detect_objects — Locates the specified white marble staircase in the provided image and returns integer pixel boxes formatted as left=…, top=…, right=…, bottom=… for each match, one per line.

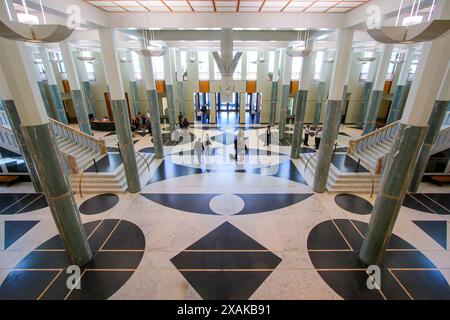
left=300, top=153, right=381, bottom=194
left=56, top=136, right=105, bottom=173
left=71, top=152, right=155, bottom=194
left=351, top=138, right=395, bottom=173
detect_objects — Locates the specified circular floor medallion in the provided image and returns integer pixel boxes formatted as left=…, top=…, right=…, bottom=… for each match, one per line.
left=209, top=194, right=245, bottom=216
left=79, top=194, right=120, bottom=215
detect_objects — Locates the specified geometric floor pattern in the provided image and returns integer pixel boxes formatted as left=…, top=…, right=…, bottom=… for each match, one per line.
left=308, top=219, right=450, bottom=300
left=170, top=222, right=282, bottom=300
left=413, top=220, right=448, bottom=250
left=140, top=193, right=313, bottom=215
left=3, top=220, right=39, bottom=250
left=0, top=193, right=48, bottom=215
left=0, top=219, right=145, bottom=300
left=403, top=193, right=450, bottom=215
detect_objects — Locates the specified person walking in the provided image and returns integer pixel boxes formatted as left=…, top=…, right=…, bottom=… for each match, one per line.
left=264, top=126, right=271, bottom=146
left=315, top=127, right=323, bottom=149
left=304, top=125, right=311, bottom=146
left=194, top=138, right=204, bottom=164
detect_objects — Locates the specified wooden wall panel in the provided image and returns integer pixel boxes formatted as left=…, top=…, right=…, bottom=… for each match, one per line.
left=199, top=81, right=210, bottom=93
left=290, top=80, right=299, bottom=94
left=62, top=80, right=71, bottom=93
left=156, top=80, right=166, bottom=93
left=384, top=81, right=393, bottom=93
left=104, top=92, right=113, bottom=121
left=246, top=80, right=257, bottom=93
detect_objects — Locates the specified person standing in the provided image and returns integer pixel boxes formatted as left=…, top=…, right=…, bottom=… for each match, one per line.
left=178, top=112, right=184, bottom=127
left=304, top=125, right=311, bottom=146
left=194, top=138, right=204, bottom=164
left=204, top=133, right=212, bottom=156
left=264, top=126, right=271, bottom=146
left=145, top=112, right=152, bottom=135
left=250, top=108, right=256, bottom=123
left=315, top=127, right=323, bottom=149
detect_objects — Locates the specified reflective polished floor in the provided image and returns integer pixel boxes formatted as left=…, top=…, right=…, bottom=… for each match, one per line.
left=0, top=123, right=449, bottom=300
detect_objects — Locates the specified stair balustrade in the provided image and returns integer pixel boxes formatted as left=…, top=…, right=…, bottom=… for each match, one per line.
left=348, top=121, right=400, bottom=174
left=49, top=118, right=107, bottom=174
left=0, top=124, right=20, bottom=155
left=431, top=126, right=450, bottom=155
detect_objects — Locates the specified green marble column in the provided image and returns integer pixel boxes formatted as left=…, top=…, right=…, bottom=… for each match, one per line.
left=278, top=84, right=290, bottom=139
left=22, top=122, right=92, bottom=266
left=313, top=100, right=341, bottom=193
left=147, top=90, right=164, bottom=159
left=129, top=81, right=139, bottom=116
left=398, top=81, right=412, bottom=121
left=37, top=81, right=52, bottom=118
left=362, top=90, right=383, bottom=134
left=71, top=90, right=92, bottom=135
left=291, top=90, right=308, bottom=159
left=48, top=84, right=68, bottom=124
left=82, top=81, right=96, bottom=118
left=3, top=99, right=42, bottom=192
left=111, top=99, right=141, bottom=193
left=356, top=81, right=373, bottom=128
left=313, top=82, right=325, bottom=126
left=409, top=100, right=449, bottom=192
left=177, top=81, right=185, bottom=115
left=335, top=85, right=348, bottom=137
left=359, top=123, right=427, bottom=265
left=165, top=84, right=176, bottom=131
left=269, top=82, right=278, bottom=127
left=386, top=85, right=406, bottom=124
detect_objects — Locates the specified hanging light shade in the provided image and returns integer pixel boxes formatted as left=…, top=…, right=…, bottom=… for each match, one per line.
left=391, top=58, right=405, bottom=64
left=368, top=20, right=450, bottom=44
left=367, top=0, right=450, bottom=44
left=140, top=41, right=168, bottom=57
left=287, top=47, right=312, bottom=57
left=76, top=54, right=95, bottom=62
left=119, top=55, right=131, bottom=63
left=358, top=56, right=376, bottom=63
left=0, top=19, right=74, bottom=43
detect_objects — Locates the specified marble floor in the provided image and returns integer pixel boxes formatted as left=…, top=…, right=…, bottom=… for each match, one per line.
left=0, top=123, right=449, bottom=300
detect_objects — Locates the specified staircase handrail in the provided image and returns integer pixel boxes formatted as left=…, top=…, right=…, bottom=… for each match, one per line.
left=348, top=121, right=400, bottom=156
left=0, top=124, right=20, bottom=154
left=49, top=118, right=107, bottom=155
left=431, top=126, right=450, bottom=155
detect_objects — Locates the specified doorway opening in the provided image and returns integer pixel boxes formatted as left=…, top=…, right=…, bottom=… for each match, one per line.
left=194, top=92, right=210, bottom=123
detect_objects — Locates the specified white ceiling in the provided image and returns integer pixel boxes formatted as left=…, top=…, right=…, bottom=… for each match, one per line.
left=85, top=0, right=370, bottom=13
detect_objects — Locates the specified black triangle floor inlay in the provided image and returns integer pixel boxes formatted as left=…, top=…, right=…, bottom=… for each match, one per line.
left=413, top=220, right=448, bottom=250
left=170, top=222, right=282, bottom=300
left=4, top=220, right=39, bottom=250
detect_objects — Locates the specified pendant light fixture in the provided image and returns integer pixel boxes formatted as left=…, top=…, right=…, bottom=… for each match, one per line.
left=367, top=0, right=450, bottom=44
left=139, top=2, right=167, bottom=57
left=0, top=0, right=74, bottom=43
left=287, top=4, right=312, bottom=57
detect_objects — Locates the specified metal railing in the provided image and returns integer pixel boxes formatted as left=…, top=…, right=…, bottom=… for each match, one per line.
left=304, top=151, right=319, bottom=172
left=135, top=151, right=151, bottom=173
